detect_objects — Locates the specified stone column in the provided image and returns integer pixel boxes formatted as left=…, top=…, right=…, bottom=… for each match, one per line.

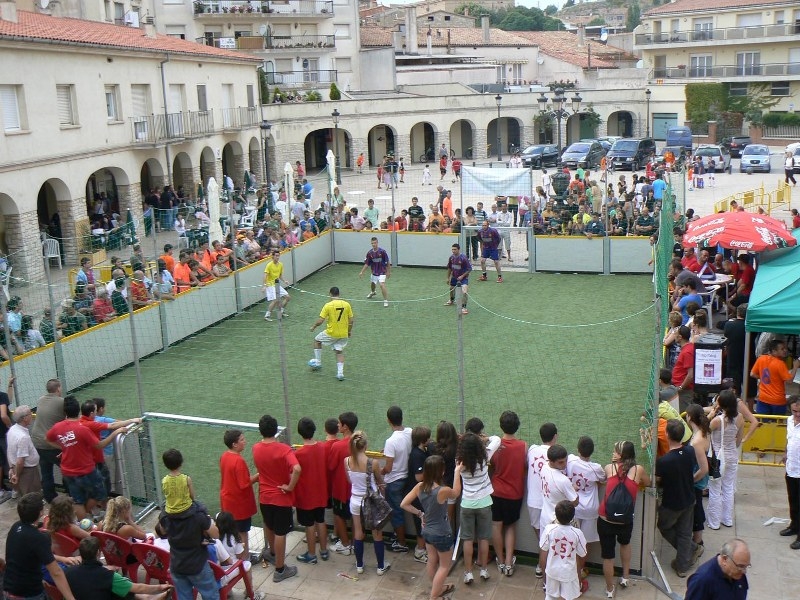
left=5, top=210, right=45, bottom=282
left=58, top=196, right=90, bottom=267
left=394, top=134, right=411, bottom=166
left=438, top=131, right=451, bottom=158
left=117, top=184, right=143, bottom=236
left=201, top=158, right=218, bottom=188
left=179, top=167, right=196, bottom=199
left=232, top=154, right=245, bottom=188
left=249, top=148, right=263, bottom=183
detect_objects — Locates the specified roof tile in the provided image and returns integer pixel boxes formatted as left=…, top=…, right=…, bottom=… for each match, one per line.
left=513, top=31, right=632, bottom=68
left=360, top=24, right=536, bottom=48
left=0, top=11, right=259, bottom=61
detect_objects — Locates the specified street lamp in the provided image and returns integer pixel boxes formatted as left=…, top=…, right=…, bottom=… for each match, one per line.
left=331, top=108, right=341, bottom=185
left=260, top=119, right=271, bottom=188
left=537, top=87, right=582, bottom=152
left=645, top=88, right=652, bottom=138
left=495, top=94, right=502, bottom=162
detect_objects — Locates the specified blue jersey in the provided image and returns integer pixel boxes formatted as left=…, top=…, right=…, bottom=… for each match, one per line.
left=477, top=227, right=501, bottom=250
left=365, top=247, right=390, bottom=276
left=447, top=254, right=472, bottom=276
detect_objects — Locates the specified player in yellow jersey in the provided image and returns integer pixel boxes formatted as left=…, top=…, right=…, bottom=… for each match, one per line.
left=263, top=250, right=290, bottom=321
left=309, top=287, right=353, bottom=381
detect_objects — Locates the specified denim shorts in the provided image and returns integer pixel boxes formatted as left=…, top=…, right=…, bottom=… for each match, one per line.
left=423, top=531, right=454, bottom=553
left=385, top=479, right=408, bottom=528
left=63, top=468, right=107, bottom=505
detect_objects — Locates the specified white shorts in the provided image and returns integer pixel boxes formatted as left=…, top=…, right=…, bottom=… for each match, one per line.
left=315, top=331, right=348, bottom=351
left=545, top=578, right=581, bottom=600
left=528, top=506, right=542, bottom=530
left=350, top=495, right=363, bottom=516
left=576, top=517, right=599, bottom=544
left=265, top=285, right=288, bottom=302
left=370, top=274, right=387, bottom=285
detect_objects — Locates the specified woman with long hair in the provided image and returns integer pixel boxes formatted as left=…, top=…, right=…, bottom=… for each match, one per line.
left=215, top=511, right=261, bottom=598
left=102, top=496, right=147, bottom=542
left=435, top=421, right=459, bottom=529
left=456, top=432, right=493, bottom=585
left=598, top=441, right=651, bottom=598
left=685, top=404, right=711, bottom=545
left=345, top=431, right=390, bottom=575
left=47, top=495, right=89, bottom=555
left=707, top=389, right=744, bottom=529
left=402, top=455, right=463, bottom=600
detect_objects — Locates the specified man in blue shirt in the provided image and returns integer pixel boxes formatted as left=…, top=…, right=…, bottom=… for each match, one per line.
left=652, top=174, right=667, bottom=203
left=445, top=243, right=472, bottom=314
left=674, top=278, right=703, bottom=325
left=685, top=539, right=750, bottom=600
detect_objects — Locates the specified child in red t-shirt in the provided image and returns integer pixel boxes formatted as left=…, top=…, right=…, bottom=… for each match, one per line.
left=294, top=418, right=330, bottom=563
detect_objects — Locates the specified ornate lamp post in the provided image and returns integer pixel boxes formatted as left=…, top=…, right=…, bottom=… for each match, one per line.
left=645, top=88, right=652, bottom=137
left=537, top=87, right=582, bottom=152
left=331, top=108, right=341, bottom=185
left=260, top=119, right=271, bottom=186
left=495, top=94, right=502, bottom=162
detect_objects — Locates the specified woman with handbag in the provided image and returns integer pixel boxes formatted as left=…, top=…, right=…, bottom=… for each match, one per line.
left=345, top=431, right=391, bottom=576
left=685, top=405, right=710, bottom=546
left=707, top=390, right=744, bottom=530
left=401, top=455, right=463, bottom=599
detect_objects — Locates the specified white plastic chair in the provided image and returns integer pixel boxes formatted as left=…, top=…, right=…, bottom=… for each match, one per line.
left=1, top=266, right=11, bottom=301
left=42, top=238, right=62, bottom=269
left=239, top=207, right=256, bottom=228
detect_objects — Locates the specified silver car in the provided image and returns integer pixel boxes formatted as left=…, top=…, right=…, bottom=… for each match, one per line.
left=739, top=144, right=771, bottom=173
left=695, top=145, right=731, bottom=173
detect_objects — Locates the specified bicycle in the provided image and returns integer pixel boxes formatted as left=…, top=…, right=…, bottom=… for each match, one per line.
left=418, top=148, right=435, bottom=162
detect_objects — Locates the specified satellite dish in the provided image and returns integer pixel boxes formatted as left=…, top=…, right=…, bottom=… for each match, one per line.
left=259, top=24, right=267, bottom=35
left=600, top=28, right=608, bottom=42
left=636, top=59, right=644, bottom=69
left=536, top=57, right=545, bottom=64
left=40, top=0, right=50, bottom=9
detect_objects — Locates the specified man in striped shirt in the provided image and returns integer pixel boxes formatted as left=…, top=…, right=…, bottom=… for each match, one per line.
left=359, top=238, right=391, bottom=308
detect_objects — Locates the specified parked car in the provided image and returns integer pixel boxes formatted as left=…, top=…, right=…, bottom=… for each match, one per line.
left=722, top=135, right=752, bottom=158
left=666, top=126, right=693, bottom=152
left=560, top=141, right=606, bottom=169
left=520, top=144, right=560, bottom=168
left=738, top=144, right=771, bottom=173
left=695, top=144, right=732, bottom=173
left=786, top=141, right=800, bottom=154
left=607, top=138, right=657, bottom=171
left=655, top=146, right=688, bottom=171
left=792, top=146, right=800, bottom=175
left=582, top=138, right=613, bottom=152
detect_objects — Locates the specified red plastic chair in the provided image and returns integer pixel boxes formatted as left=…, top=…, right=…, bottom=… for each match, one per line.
left=43, top=580, right=64, bottom=600
left=90, top=530, right=140, bottom=581
left=50, top=531, right=80, bottom=557
left=209, top=559, right=254, bottom=600
left=131, top=542, right=173, bottom=585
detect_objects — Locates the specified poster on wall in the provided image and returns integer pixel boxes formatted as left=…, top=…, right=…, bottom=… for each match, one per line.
left=694, top=347, right=723, bottom=386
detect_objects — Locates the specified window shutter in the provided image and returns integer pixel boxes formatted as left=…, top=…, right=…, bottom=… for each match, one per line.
left=57, top=86, right=72, bottom=125
left=0, top=86, right=21, bottom=131
left=131, top=85, right=148, bottom=117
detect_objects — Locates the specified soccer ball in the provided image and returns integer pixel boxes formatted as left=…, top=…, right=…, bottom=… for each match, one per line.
left=308, top=359, right=321, bottom=371
left=79, top=518, right=93, bottom=531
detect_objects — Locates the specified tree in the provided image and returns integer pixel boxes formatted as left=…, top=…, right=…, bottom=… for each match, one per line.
left=544, top=4, right=558, bottom=15
left=588, top=16, right=606, bottom=26
left=564, top=0, right=575, bottom=7
left=626, top=2, right=640, bottom=30
left=329, top=82, right=341, bottom=101
left=726, top=82, right=781, bottom=125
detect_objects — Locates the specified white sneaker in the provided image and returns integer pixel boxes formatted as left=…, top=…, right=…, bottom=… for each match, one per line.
left=479, top=567, right=490, bottom=581
left=535, top=565, right=543, bottom=578
left=377, top=564, right=391, bottom=576
left=356, top=565, right=364, bottom=574
left=414, top=548, right=428, bottom=563
left=332, top=540, right=351, bottom=556
left=463, top=572, right=474, bottom=585
left=367, top=291, right=376, bottom=299
left=384, top=301, right=389, bottom=307
left=506, top=555, right=516, bottom=576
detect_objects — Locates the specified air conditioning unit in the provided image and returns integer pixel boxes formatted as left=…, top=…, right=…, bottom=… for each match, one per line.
left=142, top=15, right=154, bottom=25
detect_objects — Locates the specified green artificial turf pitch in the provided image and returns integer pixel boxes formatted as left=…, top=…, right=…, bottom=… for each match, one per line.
left=78, top=265, right=656, bottom=515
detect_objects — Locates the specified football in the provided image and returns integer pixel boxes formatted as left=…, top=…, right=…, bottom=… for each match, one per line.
left=79, top=518, right=93, bottom=531
left=308, top=359, right=321, bottom=371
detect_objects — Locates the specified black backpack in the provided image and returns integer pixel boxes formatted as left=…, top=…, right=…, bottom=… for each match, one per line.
left=605, top=468, right=636, bottom=524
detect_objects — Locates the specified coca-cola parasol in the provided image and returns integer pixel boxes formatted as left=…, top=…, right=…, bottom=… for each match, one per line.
left=682, top=211, right=797, bottom=252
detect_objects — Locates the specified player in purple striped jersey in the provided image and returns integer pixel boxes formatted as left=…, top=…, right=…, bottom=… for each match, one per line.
left=359, top=237, right=391, bottom=307
left=477, top=220, right=503, bottom=283
left=445, top=243, right=472, bottom=315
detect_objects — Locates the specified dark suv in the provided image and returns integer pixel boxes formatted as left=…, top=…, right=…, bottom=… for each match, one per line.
left=607, top=138, right=656, bottom=171
left=723, top=135, right=752, bottom=158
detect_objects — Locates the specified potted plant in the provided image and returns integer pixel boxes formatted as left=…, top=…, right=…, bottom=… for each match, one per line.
left=193, top=1, right=204, bottom=14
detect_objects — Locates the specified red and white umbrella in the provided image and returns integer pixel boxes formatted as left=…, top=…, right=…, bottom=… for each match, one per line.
left=682, top=211, right=797, bottom=252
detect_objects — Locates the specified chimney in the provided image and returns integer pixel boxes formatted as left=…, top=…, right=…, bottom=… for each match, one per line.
left=577, top=24, right=585, bottom=46
left=406, top=6, right=418, bottom=54
left=481, top=14, right=490, bottom=43
left=0, top=0, right=18, bottom=23
left=141, top=14, right=156, bottom=39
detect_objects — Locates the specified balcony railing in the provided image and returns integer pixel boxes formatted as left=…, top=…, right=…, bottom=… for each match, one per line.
left=636, top=22, right=800, bottom=46
left=130, top=110, right=216, bottom=144
left=653, top=62, right=800, bottom=79
left=265, top=69, right=337, bottom=86
left=199, top=34, right=335, bottom=51
left=193, top=0, right=334, bottom=17
left=220, top=106, right=260, bottom=129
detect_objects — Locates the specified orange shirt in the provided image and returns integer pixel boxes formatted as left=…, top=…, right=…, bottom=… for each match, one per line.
left=173, top=262, right=192, bottom=293
left=159, top=253, right=175, bottom=275
left=442, top=196, right=453, bottom=219
left=200, top=249, right=214, bottom=272
left=751, top=354, right=792, bottom=405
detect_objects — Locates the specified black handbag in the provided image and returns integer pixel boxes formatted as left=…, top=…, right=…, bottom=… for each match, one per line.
left=707, top=416, right=724, bottom=480
left=360, top=458, right=392, bottom=531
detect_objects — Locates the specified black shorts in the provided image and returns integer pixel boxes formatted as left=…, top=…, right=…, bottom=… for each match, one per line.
left=597, top=517, right=634, bottom=560
left=490, top=496, right=523, bottom=526
left=332, top=498, right=351, bottom=520
left=235, top=517, right=252, bottom=533
left=731, top=294, right=749, bottom=307
left=260, top=504, right=293, bottom=536
left=297, top=507, right=326, bottom=527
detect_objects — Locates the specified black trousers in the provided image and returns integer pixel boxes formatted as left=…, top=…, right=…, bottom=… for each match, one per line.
left=787, top=474, right=800, bottom=533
